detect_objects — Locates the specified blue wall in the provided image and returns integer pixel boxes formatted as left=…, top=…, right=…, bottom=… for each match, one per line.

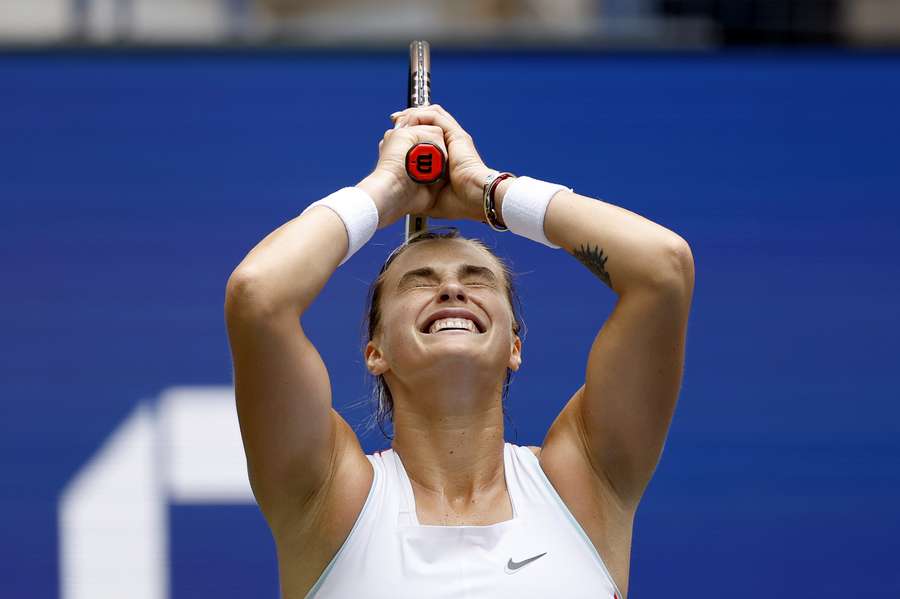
left=2, top=50, right=899, bottom=598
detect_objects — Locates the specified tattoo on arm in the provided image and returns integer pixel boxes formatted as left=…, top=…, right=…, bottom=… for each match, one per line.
left=573, top=244, right=613, bottom=289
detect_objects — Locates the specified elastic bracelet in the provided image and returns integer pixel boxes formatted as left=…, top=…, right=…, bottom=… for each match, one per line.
left=482, top=171, right=515, bottom=232
left=300, top=187, right=379, bottom=266
left=500, top=176, right=572, bottom=249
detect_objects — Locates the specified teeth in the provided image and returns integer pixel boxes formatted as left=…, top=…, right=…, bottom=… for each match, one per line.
left=428, top=317, right=477, bottom=334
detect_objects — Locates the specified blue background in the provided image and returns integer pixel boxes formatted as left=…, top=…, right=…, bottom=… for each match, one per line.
left=2, top=50, right=899, bottom=597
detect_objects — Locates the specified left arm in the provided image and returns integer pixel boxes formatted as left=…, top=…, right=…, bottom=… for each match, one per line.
left=496, top=182, right=695, bottom=506
left=391, top=104, right=694, bottom=506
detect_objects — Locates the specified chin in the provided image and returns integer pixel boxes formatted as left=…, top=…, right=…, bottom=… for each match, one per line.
left=422, top=344, right=505, bottom=373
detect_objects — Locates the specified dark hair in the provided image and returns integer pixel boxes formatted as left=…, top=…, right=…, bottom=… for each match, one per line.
left=361, top=227, right=525, bottom=441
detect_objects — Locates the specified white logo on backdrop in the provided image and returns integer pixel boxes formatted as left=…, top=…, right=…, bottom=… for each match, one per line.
left=58, top=386, right=254, bottom=599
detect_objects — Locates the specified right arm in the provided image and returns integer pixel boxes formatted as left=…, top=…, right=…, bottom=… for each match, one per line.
left=224, top=123, right=447, bottom=529
left=224, top=187, right=366, bottom=527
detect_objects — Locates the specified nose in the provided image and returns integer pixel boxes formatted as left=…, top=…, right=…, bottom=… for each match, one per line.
left=437, top=279, right=468, bottom=303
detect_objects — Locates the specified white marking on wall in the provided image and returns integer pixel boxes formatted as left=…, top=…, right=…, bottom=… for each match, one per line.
left=159, top=386, right=254, bottom=504
left=59, top=386, right=254, bottom=599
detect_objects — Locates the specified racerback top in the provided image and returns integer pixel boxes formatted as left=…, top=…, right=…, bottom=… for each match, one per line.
left=304, top=442, right=623, bottom=599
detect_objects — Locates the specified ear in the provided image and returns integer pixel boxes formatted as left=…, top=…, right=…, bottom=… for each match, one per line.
left=507, top=334, right=522, bottom=372
left=365, top=340, right=389, bottom=376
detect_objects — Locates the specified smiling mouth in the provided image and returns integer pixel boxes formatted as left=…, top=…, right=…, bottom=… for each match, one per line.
left=422, top=317, right=485, bottom=335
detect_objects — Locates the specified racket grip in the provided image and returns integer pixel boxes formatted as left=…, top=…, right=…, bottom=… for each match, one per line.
left=405, top=142, right=446, bottom=184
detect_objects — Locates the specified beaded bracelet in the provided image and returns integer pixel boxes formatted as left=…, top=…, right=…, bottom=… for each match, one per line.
left=482, top=171, right=515, bottom=232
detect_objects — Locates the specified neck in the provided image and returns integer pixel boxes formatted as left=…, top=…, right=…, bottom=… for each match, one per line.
left=387, top=368, right=508, bottom=507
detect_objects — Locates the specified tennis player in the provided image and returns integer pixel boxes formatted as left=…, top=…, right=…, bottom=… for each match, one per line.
left=225, top=104, right=694, bottom=599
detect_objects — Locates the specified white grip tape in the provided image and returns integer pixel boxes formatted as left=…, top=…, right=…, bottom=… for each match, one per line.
left=501, top=176, right=571, bottom=248
left=301, top=187, right=379, bottom=265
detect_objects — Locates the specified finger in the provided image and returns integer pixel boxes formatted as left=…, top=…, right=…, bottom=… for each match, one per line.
left=404, top=110, right=460, bottom=135
left=407, top=124, right=448, bottom=154
left=404, top=107, right=469, bottom=140
left=390, top=109, right=413, bottom=123
left=391, top=105, right=449, bottom=121
left=396, top=103, right=450, bottom=114
left=403, top=104, right=459, bottom=123
left=407, top=124, right=444, bottom=137
left=421, top=104, right=465, bottom=130
left=392, top=110, right=437, bottom=128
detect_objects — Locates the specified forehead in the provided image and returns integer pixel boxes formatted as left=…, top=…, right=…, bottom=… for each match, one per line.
left=384, top=238, right=502, bottom=284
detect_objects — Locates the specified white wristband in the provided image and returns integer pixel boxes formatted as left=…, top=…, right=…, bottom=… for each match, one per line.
left=301, top=187, right=379, bottom=266
left=501, top=176, right=572, bottom=248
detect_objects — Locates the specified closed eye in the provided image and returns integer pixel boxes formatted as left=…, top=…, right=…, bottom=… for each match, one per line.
left=397, top=265, right=500, bottom=290
left=463, top=276, right=498, bottom=287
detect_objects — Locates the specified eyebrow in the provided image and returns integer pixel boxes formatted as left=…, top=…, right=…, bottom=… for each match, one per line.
left=396, top=264, right=498, bottom=289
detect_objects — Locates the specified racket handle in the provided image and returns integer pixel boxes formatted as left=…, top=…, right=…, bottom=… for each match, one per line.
left=405, top=142, right=446, bottom=184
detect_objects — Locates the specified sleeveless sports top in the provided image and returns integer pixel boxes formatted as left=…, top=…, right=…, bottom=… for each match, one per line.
left=305, top=442, right=623, bottom=599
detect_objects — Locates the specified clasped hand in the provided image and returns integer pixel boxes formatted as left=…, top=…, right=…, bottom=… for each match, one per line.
left=365, top=104, right=493, bottom=228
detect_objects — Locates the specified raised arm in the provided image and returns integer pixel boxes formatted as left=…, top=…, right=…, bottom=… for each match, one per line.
left=504, top=185, right=694, bottom=507
left=224, top=122, right=447, bottom=528
left=392, top=103, right=693, bottom=509
left=392, top=103, right=694, bottom=509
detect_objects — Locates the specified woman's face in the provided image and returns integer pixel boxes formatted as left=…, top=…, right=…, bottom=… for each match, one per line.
left=365, top=238, right=521, bottom=385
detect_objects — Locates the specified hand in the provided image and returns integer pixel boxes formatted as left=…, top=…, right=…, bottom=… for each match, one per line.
left=359, top=122, right=449, bottom=229
left=390, top=105, right=494, bottom=222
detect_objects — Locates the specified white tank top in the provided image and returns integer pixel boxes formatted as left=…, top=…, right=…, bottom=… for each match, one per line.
left=305, top=442, right=623, bottom=599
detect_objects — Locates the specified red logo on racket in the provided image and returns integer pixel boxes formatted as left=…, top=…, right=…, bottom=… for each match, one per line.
left=405, top=142, right=446, bottom=184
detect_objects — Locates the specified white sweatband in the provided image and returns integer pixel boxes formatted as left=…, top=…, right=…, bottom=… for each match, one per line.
left=301, top=187, right=379, bottom=266
left=501, top=176, right=572, bottom=249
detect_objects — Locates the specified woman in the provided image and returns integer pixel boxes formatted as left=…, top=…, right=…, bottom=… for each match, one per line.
left=225, top=104, right=694, bottom=599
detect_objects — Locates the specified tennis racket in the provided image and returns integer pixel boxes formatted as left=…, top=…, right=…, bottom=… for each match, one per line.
left=404, top=40, right=446, bottom=241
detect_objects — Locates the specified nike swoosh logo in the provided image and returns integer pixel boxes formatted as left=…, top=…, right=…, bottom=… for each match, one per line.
left=505, top=552, right=548, bottom=574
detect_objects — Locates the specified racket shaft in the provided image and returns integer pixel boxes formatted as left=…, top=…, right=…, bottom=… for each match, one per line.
left=408, top=41, right=431, bottom=109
